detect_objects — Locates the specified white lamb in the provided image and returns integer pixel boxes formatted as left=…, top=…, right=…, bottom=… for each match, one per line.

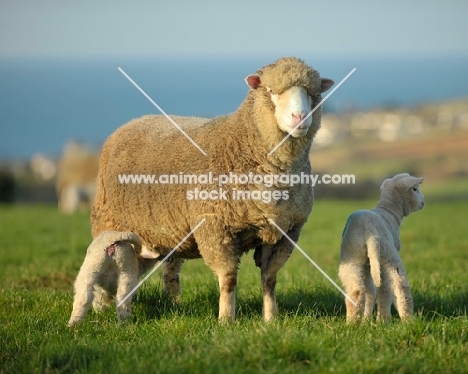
left=338, top=173, right=425, bottom=323
left=68, top=231, right=159, bottom=326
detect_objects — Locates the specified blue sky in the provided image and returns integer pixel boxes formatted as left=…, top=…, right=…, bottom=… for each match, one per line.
left=1, top=0, right=468, bottom=59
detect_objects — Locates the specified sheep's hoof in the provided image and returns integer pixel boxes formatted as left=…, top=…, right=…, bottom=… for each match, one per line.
left=218, top=316, right=235, bottom=324
left=263, top=314, right=276, bottom=323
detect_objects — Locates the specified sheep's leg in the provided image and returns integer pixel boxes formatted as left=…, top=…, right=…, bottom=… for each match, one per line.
left=205, top=247, right=239, bottom=322
left=363, top=270, right=376, bottom=319
left=261, top=227, right=298, bottom=322
left=260, top=243, right=278, bottom=322
left=217, top=269, right=238, bottom=322
left=68, top=270, right=100, bottom=326
left=389, top=264, right=414, bottom=321
left=162, top=256, right=184, bottom=301
left=196, top=221, right=239, bottom=322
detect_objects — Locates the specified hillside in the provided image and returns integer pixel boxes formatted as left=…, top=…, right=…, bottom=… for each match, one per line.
left=311, top=128, right=468, bottom=200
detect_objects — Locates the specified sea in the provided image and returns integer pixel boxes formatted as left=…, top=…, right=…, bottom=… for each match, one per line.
left=1, top=54, right=467, bottom=159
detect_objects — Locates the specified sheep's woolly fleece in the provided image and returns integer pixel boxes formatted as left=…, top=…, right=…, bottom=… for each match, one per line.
left=257, top=57, right=321, bottom=95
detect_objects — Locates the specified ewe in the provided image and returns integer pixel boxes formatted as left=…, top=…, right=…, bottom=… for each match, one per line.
left=338, top=173, right=425, bottom=323
left=56, top=141, right=100, bottom=214
left=68, top=231, right=159, bottom=326
left=91, top=57, right=334, bottom=322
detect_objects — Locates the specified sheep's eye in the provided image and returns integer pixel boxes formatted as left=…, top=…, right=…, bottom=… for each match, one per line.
left=412, top=187, right=418, bottom=192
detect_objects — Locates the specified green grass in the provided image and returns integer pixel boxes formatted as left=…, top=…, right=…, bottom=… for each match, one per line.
left=1, top=199, right=467, bottom=373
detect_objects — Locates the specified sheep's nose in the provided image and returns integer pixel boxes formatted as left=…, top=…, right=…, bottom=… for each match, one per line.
left=291, top=113, right=306, bottom=126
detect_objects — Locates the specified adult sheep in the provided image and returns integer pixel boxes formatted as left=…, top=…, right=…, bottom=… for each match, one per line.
left=91, top=57, right=334, bottom=322
left=56, top=141, right=100, bottom=214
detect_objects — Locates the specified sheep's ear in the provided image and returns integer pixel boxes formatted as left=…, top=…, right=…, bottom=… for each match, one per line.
left=245, top=74, right=261, bottom=90
left=400, top=176, right=424, bottom=189
left=320, top=78, right=334, bottom=93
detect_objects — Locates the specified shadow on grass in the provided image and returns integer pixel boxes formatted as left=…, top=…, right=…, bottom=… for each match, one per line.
left=19, top=272, right=75, bottom=290
left=278, top=287, right=346, bottom=318
left=134, top=285, right=467, bottom=321
left=134, top=283, right=222, bottom=321
left=414, top=290, right=468, bottom=318
left=134, top=284, right=346, bottom=321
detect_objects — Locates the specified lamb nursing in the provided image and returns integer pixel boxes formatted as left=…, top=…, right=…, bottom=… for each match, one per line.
left=68, top=231, right=159, bottom=326
left=90, top=57, right=334, bottom=322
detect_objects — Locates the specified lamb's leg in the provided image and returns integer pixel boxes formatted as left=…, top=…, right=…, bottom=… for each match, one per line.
left=389, top=264, right=414, bottom=321
left=376, top=270, right=393, bottom=322
left=346, top=289, right=365, bottom=323
left=162, top=256, right=184, bottom=301
left=261, top=227, right=299, bottom=322
left=338, top=263, right=365, bottom=323
left=363, top=270, right=376, bottom=319
left=115, top=244, right=140, bottom=323
left=115, top=273, right=138, bottom=323
left=68, top=269, right=100, bottom=326
left=92, top=286, right=114, bottom=312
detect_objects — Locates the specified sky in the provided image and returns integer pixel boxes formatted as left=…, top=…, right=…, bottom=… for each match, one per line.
left=1, top=0, right=468, bottom=60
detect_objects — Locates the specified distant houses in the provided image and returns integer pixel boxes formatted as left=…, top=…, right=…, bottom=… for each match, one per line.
left=315, top=98, right=468, bottom=146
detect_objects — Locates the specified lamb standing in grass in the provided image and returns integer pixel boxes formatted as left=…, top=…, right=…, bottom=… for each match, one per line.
left=68, top=231, right=159, bottom=326
left=91, top=57, right=334, bottom=322
left=338, top=173, right=425, bottom=323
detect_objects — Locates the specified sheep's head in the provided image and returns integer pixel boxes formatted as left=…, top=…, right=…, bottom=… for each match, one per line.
left=245, top=57, right=334, bottom=138
left=380, top=173, right=425, bottom=216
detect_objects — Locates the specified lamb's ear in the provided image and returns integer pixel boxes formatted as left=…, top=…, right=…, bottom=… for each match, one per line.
left=245, top=74, right=261, bottom=90
left=380, top=178, right=392, bottom=191
left=320, top=78, right=334, bottom=93
left=399, top=176, right=424, bottom=189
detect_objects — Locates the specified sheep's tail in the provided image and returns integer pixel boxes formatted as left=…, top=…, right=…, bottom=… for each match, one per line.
left=366, top=234, right=381, bottom=287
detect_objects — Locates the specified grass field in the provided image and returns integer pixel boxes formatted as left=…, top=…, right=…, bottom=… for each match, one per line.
left=1, top=197, right=467, bottom=373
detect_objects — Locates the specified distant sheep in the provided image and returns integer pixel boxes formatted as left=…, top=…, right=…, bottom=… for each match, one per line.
left=91, top=57, right=334, bottom=322
left=68, top=231, right=159, bottom=326
left=338, top=173, right=425, bottom=323
left=56, top=141, right=100, bottom=214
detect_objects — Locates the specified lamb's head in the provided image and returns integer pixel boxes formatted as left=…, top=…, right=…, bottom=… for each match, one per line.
left=380, top=173, right=425, bottom=216
left=245, top=57, right=334, bottom=138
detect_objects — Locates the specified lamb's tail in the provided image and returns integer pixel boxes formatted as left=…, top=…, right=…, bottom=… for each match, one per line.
left=366, top=234, right=381, bottom=287
left=92, top=231, right=142, bottom=255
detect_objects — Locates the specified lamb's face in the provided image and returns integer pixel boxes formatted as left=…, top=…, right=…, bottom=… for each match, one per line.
left=407, top=183, right=425, bottom=213
left=268, top=86, right=313, bottom=138
left=381, top=174, right=425, bottom=216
